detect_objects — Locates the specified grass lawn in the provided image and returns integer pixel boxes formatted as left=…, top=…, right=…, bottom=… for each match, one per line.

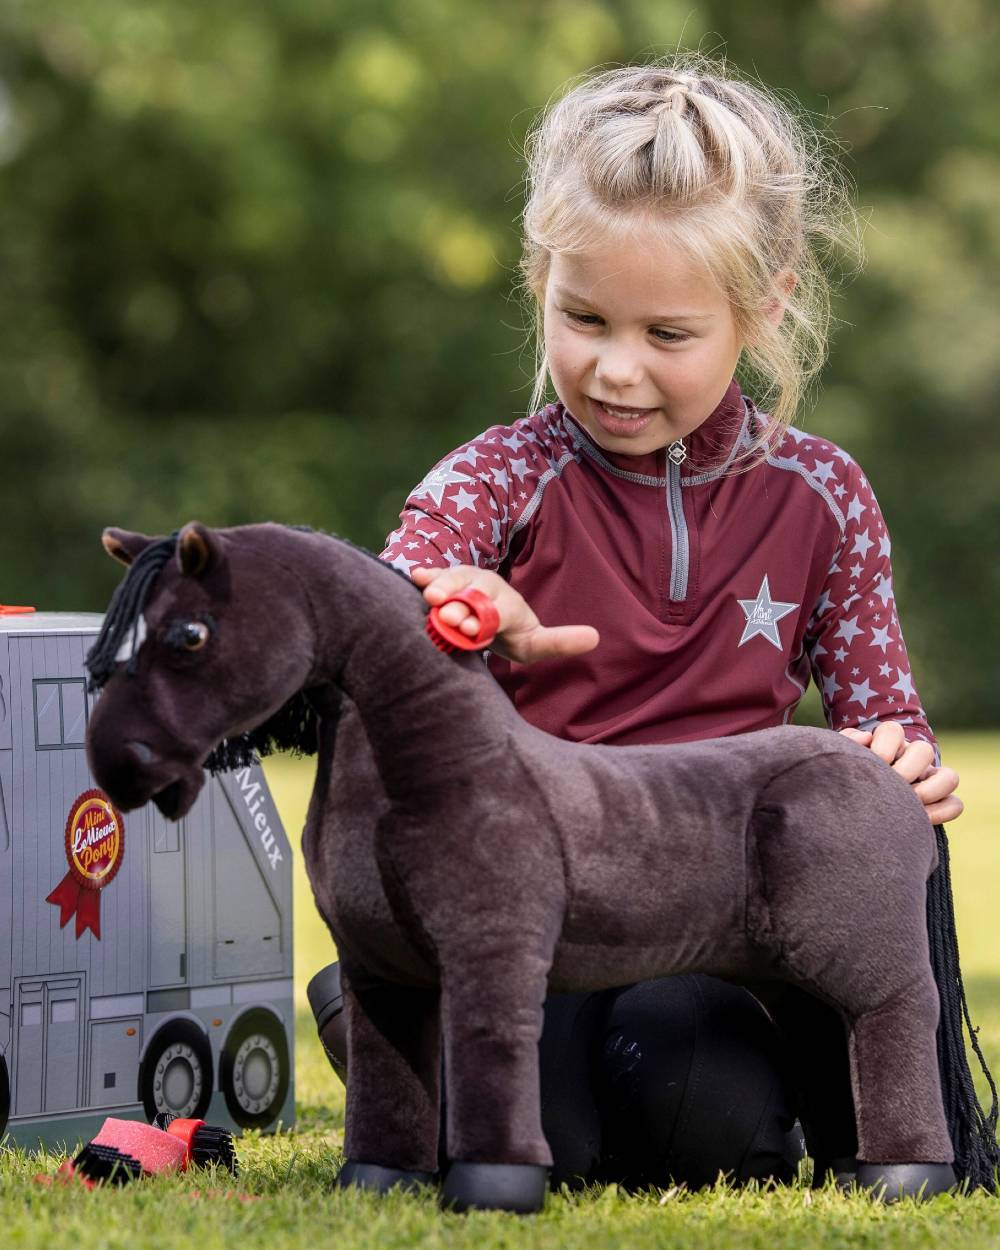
left=2, top=731, right=998, bottom=1248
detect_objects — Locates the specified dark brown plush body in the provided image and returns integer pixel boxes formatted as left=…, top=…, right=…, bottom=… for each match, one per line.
left=85, top=524, right=951, bottom=1183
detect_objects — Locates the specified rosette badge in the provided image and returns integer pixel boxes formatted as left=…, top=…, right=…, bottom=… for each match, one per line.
left=46, top=789, right=126, bottom=940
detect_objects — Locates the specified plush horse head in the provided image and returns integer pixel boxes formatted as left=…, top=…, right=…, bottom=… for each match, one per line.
left=86, top=522, right=321, bottom=816
left=86, top=520, right=1000, bottom=1213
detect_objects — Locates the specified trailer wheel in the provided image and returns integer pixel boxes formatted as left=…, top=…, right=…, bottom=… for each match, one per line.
left=140, top=1020, right=213, bottom=1122
left=221, top=1010, right=289, bottom=1129
left=0, top=1054, right=8, bottom=1138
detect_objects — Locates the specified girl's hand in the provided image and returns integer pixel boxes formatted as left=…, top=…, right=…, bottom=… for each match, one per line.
left=838, top=723, right=963, bottom=824
left=411, top=565, right=599, bottom=665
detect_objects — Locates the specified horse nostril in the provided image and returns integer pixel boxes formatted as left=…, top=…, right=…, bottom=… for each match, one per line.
left=126, top=740, right=156, bottom=766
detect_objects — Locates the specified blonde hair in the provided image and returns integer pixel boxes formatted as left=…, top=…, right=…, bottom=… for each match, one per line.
left=520, top=55, right=862, bottom=466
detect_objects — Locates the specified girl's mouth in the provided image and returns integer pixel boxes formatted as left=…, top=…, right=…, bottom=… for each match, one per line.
left=590, top=397, right=658, bottom=437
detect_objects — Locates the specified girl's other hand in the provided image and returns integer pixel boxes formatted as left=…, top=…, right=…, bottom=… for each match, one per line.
left=838, top=723, right=963, bottom=824
left=411, top=565, right=599, bottom=665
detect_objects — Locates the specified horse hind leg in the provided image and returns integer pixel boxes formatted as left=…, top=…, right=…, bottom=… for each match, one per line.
left=750, top=983, right=859, bottom=1185
left=846, top=969, right=956, bottom=1200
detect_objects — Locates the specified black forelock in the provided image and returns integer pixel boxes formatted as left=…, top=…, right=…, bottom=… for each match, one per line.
left=85, top=533, right=179, bottom=692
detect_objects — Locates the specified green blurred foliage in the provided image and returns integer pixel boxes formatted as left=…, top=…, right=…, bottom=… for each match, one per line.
left=0, top=0, right=996, bottom=724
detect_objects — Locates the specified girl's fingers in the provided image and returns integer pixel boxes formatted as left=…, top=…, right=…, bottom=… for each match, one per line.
left=410, top=565, right=597, bottom=662
left=925, top=795, right=964, bottom=825
left=410, top=565, right=449, bottom=588
left=889, top=739, right=936, bottom=783
left=912, top=766, right=960, bottom=807
left=500, top=624, right=600, bottom=665
left=438, top=601, right=473, bottom=626
left=869, top=720, right=907, bottom=764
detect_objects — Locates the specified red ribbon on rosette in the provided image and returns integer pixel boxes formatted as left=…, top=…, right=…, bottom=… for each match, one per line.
left=46, top=789, right=125, bottom=940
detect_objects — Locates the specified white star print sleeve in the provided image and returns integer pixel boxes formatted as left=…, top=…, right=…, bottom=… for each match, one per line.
left=379, top=431, right=515, bottom=575
left=804, top=454, right=938, bottom=760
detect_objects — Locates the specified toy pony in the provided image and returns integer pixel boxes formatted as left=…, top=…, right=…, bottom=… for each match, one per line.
left=84, top=522, right=999, bottom=1211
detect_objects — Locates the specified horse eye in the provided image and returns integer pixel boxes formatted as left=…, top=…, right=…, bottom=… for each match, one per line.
left=182, top=621, right=210, bottom=650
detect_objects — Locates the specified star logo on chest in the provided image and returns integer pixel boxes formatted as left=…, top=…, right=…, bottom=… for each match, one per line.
left=736, top=575, right=799, bottom=650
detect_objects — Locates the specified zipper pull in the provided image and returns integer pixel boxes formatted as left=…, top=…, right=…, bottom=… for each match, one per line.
left=667, top=438, right=687, bottom=466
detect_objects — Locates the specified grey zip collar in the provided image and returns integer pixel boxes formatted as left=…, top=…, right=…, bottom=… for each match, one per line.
left=561, top=400, right=755, bottom=488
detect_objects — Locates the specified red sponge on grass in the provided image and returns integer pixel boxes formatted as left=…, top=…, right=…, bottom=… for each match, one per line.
left=90, top=1118, right=187, bottom=1176
left=36, top=1114, right=238, bottom=1189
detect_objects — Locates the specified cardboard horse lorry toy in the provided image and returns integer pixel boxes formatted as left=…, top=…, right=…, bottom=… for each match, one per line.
left=0, top=605, right=294, bottom=1149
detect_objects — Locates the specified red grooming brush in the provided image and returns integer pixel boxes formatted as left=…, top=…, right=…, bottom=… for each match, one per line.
left=39, top=1113, right=237, bottom=1188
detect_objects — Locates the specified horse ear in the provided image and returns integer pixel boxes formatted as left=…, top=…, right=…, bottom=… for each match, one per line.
left=177, top=522, right=219, bottom=578
left=102, top=528, right=154, bottom=567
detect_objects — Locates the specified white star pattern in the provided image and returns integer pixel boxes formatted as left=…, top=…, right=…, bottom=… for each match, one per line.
left=892, top=667, right=916, bottom=702
left=450, top=486, right=479, bottom=514
left=411, top=453, right=478, bottom=508
left=736, top=575, right=799, bottom=649
left=848, top=679, right=877, bottom=709
left=387, top=551, right=418, bottom=574
left=851, top=528, right=874, bottom=559
left=812, top=589, right=835, bottom=619
left=870, top=625, right=892, bottom=653
left=873, top=574, right=894, bottom=608
left=834, top=615, right=863, bottom=645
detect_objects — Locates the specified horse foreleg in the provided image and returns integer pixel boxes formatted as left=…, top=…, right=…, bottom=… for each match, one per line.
left=437, top=939, right=552, bottom=1213
left=336, top=965, right=441, bottom=1193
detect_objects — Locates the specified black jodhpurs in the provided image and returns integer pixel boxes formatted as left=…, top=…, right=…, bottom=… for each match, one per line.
left=311, top=963, right=856, bottom=1189
left=539, top=974, right=808, bottom=1190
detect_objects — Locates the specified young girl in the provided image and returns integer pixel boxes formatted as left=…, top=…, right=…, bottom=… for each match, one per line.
left=318, top=57, right=963, bottom=1190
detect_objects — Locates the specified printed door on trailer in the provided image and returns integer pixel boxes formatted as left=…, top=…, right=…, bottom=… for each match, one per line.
left=13, top=975, right=84, bottom=1115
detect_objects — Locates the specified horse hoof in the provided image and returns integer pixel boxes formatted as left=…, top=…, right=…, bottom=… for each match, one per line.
left=335, top=1160, right=436, bottom=1195
left=855, top=1162, right=956, bottom=1202
left=813, top=1156, right=857, bottom=1190
left=440, top=1162, right=548, bottom=1213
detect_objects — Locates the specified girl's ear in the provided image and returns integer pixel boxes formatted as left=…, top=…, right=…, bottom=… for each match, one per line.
left=764, top=269, right=798, bottom=327
left=101, top=528, right=155, bottom=566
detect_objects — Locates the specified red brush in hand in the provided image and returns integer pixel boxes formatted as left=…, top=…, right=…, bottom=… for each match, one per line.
left=425, top=587, right=500, bottom=653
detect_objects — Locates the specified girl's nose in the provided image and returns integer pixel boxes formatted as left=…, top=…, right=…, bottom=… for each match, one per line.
left=594, top=343, right=643, bottom=390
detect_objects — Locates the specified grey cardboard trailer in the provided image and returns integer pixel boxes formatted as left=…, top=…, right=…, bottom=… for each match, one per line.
left=0, top=609, right=294, bottom=1149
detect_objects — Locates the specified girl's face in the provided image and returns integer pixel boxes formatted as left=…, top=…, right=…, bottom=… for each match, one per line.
left=543, top=227, right=744, bottom=455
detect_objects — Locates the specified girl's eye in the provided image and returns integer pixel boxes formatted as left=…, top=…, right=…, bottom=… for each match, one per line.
left=181, top=622, right=210, bottom=651
left=564, top=310, right=602, bottom=326
left=652, top=329, right=689, bottom=344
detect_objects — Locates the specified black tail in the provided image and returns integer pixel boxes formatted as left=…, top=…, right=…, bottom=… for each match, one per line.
left=928, top=823, right=1000, bottom=1190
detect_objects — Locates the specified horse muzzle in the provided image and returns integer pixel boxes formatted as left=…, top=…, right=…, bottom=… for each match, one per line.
left=87, top=733, right=205, bottom=820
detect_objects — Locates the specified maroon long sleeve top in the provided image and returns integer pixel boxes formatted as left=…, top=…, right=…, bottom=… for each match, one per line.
left=380, top=379, right=936, bottom=757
